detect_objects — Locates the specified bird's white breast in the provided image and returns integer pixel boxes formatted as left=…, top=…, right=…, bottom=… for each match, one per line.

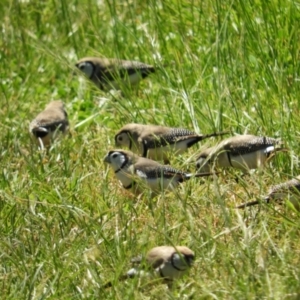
left=157, top=260, right=187, bottom=280
left=229, top=149, right=270, bottom=170
left=115, top=170, right=133, bottom=188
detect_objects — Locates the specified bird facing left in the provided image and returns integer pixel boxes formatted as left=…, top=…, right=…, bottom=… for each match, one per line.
left=115, top=123, right=229, bottom=164
left=75, top=57, right=155, bottom=91
left=103, top=149, right=214, bottom=196
left=29, top=100, right=69, bottom=148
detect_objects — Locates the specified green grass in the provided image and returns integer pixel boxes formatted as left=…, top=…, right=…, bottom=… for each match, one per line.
left=1, top=0, right=300, bottom=298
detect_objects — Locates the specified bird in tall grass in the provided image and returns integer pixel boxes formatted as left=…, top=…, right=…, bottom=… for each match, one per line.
left=29, top=100, right=69, bottom=148
left=115, top=123, right=228, bottom=164
left=75, top=57, right=155, bottom=91
left=104, top=149, right=214, bottom=196
left=237, top=175, right=300, bottom=210
left=196, top=135, right=287, bottom=172
left=103, top=245, right=195, bottom=288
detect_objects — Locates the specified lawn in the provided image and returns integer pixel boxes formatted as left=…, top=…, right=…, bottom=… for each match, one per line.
left=1, top=0, right=300, bottom=299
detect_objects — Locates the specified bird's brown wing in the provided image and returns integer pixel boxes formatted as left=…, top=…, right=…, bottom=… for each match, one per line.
left=226, top=136, right=278, bottom=156
left=141, top=128, right=197, bottom=149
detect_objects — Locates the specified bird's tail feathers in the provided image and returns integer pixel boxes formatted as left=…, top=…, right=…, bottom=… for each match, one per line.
left=102, top=268, right=145, bottom=289
left=265, top=147, right=289, bottom=163
left=102, top=273, right=131, bottom=289
left=202, top=130, right=230, bottom=139
left=265, top=145, right=289, bottom=154
left=130, top=255, right=143, bottom=265
left=274, top=147, right=289, bottom=153
left=236, top=197, right=270, bottom=209
left=126, top=267, right=141, bottom=278
left=188, top=172, right=219, bottom=179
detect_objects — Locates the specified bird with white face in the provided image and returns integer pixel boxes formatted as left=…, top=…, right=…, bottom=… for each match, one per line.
left=103, top=149, right=214, bottom=196
left=237, top=175, right=300, bottom=210
left=196, top=134, right=287, bottom=172
left=75, top=57, right=155, bottom=91
left=115, top=123, right=229, bottom=164
left=29, top=101, right=69, bottom=148
left=128, top=245, right=195, bottom=280
left=104, top=245, right=195, bottom=288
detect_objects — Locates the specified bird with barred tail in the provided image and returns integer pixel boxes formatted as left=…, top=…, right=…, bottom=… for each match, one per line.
left=75, top=57, right=155, bottom=91
left=237, top=175, right=300, bottom=210
left=196, top=134, right=288, bottom=172
left=104, top=149, right=214, bottom=196
left=115, top=123, right=229, bottom=164
left=29, top=101, right=69, bottom=148
left=104, top=245, right=195, bottom=288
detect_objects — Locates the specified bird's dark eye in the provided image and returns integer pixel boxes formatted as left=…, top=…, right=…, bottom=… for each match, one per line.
left=112, top=153, right=118, bottom=158
left=118, top=136, right=123, bottom=141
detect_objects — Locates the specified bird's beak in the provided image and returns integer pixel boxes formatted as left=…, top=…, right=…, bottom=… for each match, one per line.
left=103, top=154, right=111, bottom=163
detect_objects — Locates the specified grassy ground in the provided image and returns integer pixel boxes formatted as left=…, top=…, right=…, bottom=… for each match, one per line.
left=1, top=0, right=300, bottom=299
